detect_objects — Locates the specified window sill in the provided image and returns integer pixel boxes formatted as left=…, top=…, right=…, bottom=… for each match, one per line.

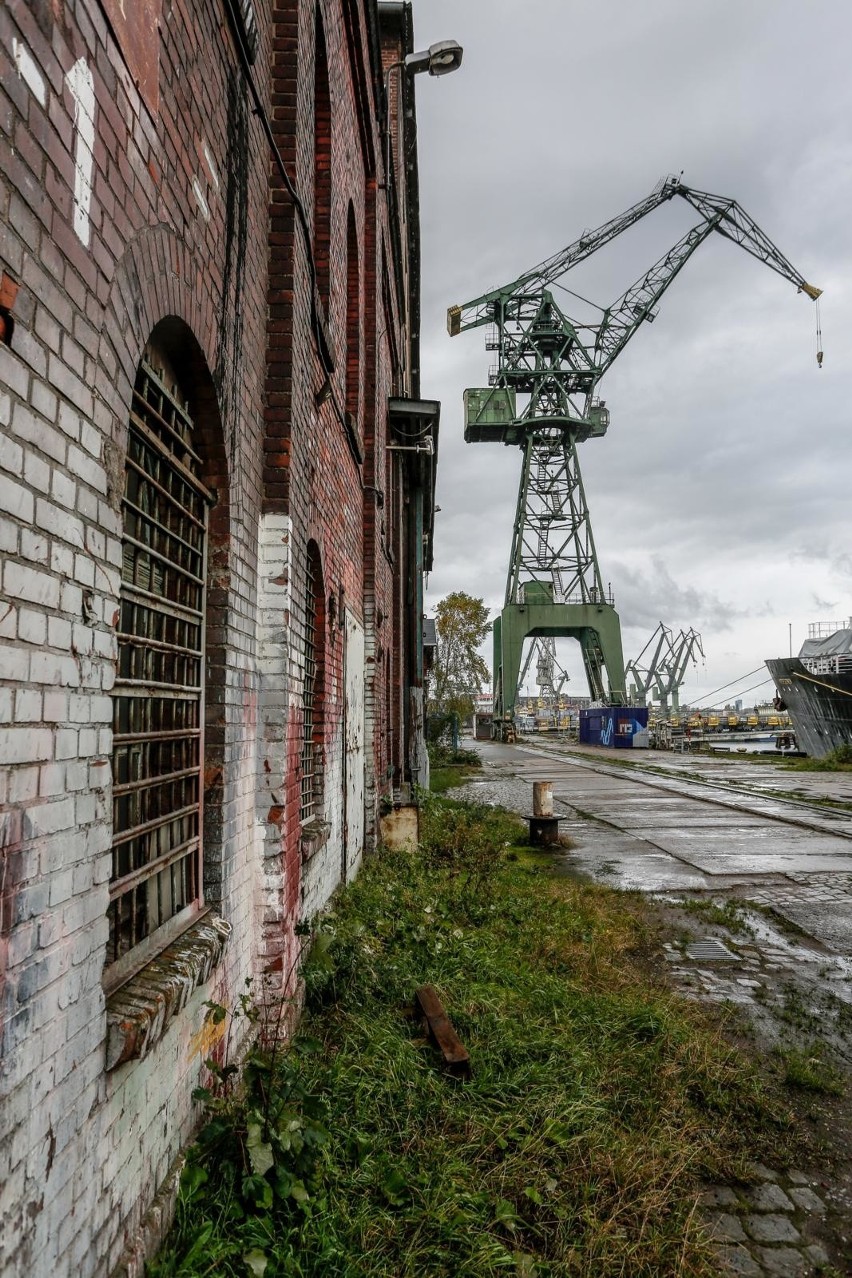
left=300, top=818, right=331, bottom=864
left=104, top=914, right=231, bottom=1072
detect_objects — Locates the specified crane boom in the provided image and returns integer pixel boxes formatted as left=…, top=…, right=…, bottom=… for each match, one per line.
left=448, top=176, right=682, bottom=334
left=677, top=186, right=822, bottom=298
left=448, top=178, right=821, bottom=339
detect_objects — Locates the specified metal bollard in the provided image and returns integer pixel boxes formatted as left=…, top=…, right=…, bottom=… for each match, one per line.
left=529, top=780, right=559, bottom=846
left=533, top=781, right=553, bottom=817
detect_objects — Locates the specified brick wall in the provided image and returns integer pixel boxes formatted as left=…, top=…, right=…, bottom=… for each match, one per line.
left=0, top=0, right=271, bottom=1271
left=262, top=0, right=416, bottom=931
left=0, top=0, right=423, bottom=1272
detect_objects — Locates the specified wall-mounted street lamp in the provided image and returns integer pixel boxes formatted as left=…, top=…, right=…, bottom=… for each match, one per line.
left=404, top=40, right=464, bottom=77
left=386, top=438, right=434, bottom=456
left=382, top=39, right=463, bottom=188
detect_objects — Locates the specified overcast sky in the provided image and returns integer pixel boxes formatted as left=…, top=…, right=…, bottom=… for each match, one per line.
left=412, top=0, right=852, bottom=707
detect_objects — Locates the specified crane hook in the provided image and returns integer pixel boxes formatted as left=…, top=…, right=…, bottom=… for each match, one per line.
left=815, top=298, right=823, bottom=368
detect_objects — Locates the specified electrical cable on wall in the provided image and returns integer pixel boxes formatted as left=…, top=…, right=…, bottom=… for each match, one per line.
left=221, top=0, right=364, bottom=467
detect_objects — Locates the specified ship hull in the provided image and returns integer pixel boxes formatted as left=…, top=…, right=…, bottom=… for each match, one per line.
left=766, top=657, right=852, bottom=759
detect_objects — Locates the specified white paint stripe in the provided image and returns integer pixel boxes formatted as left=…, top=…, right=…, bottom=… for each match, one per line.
left=191, top=175, right=210, bottom=222
left=13, top=38, right=46, bottom=107
left=65, top=58, right=96, bottom=248
left=202, top=140, right=220, bottom=192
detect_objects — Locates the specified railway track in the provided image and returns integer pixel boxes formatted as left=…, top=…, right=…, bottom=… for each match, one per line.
left=513, top=737, right=852, bottom=844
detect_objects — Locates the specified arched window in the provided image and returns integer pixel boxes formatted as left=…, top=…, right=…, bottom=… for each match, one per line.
left=106, top=349, right=222, bottom=986
left=313, top=9, right=332, bottom=307
left=301, top=541, right=326, bottom=823
left=345, top=204, right=360, bottom=422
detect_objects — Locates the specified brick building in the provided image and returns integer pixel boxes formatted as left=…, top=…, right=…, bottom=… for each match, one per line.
left=0, top=0, right=442, bottom=1272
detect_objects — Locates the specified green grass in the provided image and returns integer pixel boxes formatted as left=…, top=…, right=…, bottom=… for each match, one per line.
left=787, top=743, right=852, bottom=772
left=722, top=742, right=852, bottom=774
left=428, top=743, right=483, bottom=793
left=675, top=896, right=753, bottom=937
left=777, top=1045, right=845, bottom=1096
left=150, top=796, right=809, bottom=1278
left=429, top=763, right=478, bottom=793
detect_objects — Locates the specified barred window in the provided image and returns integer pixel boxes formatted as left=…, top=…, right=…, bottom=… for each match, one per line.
left=300, top=543, right=325, bottom=823
left=106, top=359, right=213, bottom=987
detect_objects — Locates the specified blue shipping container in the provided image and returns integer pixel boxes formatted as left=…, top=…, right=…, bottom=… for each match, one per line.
left=580, top=707, right=649, bottom=748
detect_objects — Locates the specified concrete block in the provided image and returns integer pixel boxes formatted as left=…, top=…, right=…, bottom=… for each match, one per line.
left=379, top=804, right=419, bottom=852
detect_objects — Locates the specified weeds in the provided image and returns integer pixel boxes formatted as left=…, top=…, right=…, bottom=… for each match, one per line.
left=428, top=742, right=482, bottom=794
left=152, top=796, right=810, bottom=1278
left=777, top=1045, right=845, bottom=1096
left=776, top=981, right=825, bottom=1036
left=788, top=743, right=852, bottom=773
left=676, top=896, right=754, bottom=937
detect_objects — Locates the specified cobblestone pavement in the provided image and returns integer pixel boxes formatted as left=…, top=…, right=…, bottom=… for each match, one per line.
left=700, top=1163, right=833, bottom=1277
left=449, top=739, right=852, bottom=1275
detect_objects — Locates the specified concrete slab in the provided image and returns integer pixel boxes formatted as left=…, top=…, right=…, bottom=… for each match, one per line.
left=471, top=739, right=852, bottom=951
left=605, top=814, right=770, bottom=831
left=748, top=894, right=852, bottom=954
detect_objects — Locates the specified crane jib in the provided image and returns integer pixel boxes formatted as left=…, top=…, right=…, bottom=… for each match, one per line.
left=448, top=179, right=821, bottom=334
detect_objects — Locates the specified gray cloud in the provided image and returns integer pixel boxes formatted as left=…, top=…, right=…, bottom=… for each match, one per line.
left=416, top=0, right=852, bottom=697
left=608, top=555, right=744, bottom=634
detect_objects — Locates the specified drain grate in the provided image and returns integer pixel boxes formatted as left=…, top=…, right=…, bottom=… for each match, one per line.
left=685, top=938, right=739, bottom=962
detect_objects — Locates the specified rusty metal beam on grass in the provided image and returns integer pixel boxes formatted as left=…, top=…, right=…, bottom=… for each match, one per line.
left=414, top=985, right=471, bottom=1078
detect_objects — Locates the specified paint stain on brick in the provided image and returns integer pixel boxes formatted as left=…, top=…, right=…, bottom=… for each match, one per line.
left=189, top=1013, right=226, bottom=1061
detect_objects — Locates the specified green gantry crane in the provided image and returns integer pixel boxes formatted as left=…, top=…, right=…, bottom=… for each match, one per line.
left=448, top=176, right=821, bottom=739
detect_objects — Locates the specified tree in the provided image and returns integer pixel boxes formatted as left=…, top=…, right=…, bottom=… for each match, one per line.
left=429, top=591, right=491, bottom=720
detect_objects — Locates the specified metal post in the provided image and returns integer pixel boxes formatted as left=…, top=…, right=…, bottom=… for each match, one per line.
left=533, top=781, right=553, bottom=816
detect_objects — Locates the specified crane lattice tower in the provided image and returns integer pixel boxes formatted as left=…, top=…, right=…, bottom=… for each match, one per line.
left=448, top=177, right=821, bottom=738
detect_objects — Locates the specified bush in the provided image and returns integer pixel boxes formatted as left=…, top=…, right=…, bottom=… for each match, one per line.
left=427, top=742, right=480, bottom=768
left=791, top=742, right=852, bottom=772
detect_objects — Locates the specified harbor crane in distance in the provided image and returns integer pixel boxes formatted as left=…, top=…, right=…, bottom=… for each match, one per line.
left=627, top=623, right=704, bottom=714
left=448, top=176, right=821, bottom=740
left=626, top=622, right=675, bottom=707
left=659, top=627, right=705, bottom=715
left=519, top=635, right=569, bottom=730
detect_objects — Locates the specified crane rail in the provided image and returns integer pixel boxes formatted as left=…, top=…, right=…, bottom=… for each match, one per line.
left=520, top=739, right=852, bottom=843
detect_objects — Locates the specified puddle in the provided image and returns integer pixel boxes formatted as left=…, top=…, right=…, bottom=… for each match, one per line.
left=741, top=907, right=852, bottom=994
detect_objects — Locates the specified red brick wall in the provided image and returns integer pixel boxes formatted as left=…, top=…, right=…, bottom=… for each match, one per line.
left=263, top=0, right=413, bottom=903
left=0, top=0, right=420, bottom=1269
left=0, top=0, right=273, bottom=1270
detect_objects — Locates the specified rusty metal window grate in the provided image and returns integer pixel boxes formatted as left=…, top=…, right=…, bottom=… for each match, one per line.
left=107, top=360, right=213, bottom=983
left=300, top=550, right=319, bottom=823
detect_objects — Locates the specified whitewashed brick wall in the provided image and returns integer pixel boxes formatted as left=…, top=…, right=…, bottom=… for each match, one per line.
left=0, top=0, right=417, bottom=1271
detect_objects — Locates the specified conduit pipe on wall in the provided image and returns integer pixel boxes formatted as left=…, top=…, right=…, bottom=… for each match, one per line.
left=220, top=0, right=364, bottom=469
